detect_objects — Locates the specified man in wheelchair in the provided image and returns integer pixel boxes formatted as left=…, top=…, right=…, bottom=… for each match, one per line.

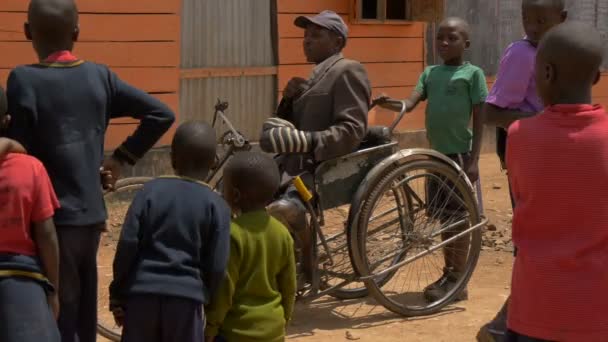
left=259, top=10, right=371, bottom=284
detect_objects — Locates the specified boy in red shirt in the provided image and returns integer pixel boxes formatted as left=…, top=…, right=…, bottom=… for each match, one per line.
left=506, top=22, right=608, bottom=341
left=0, top=86, right=61, bottom=342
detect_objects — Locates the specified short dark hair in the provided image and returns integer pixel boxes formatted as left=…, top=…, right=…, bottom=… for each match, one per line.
left=171, top=121, right=217, bottom=172
left=0, top=86, right=6, bottom=117
left=224, top=152, right=280, bottom=208
left=537, top=21, right=603, bottom=87
left=28, top=0, right=78, bottom=46
left=522, top=0, right=566, bottom=11
left=439, top=17, right=471, bottom=40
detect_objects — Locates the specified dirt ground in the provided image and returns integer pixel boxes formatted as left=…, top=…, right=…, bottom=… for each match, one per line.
left=97, top=153, right=515, bottom=342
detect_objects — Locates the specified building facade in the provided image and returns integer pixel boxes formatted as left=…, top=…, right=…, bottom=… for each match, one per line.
left=1, top=0, right=607, bottom=174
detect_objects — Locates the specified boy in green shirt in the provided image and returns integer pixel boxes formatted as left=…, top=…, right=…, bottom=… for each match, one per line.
left=376, top=17, right=488, bottom=302
left=206, top=152, right=297, bottom=342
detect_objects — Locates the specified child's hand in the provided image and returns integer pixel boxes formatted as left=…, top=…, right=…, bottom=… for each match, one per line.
left=111, top=306, right=125, bottom=327
left=101, top=156, right=123, bottom=191
left=371, top=94, right=390, bottom=107
left=100, top=166, right=115, bottom=191
left=47, top=293, right=60, bottom=320
left=464, top=159, right=480, bottom=183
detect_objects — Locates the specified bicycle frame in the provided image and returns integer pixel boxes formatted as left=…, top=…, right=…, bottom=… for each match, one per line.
left=205, top=100, right=251, bottom=186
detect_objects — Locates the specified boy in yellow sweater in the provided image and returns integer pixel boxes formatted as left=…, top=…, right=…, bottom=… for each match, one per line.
left=205, top=152, right=297, bottom=342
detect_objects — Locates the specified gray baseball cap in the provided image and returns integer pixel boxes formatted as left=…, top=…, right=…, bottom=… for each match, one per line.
left=294, top=10, right=348, bottom=41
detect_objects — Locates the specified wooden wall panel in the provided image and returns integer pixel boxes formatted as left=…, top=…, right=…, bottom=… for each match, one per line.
left=110, top=94, right=178, bottom=125
left=1, top=0, right=180, bottom=13
left=277, top=0, right=350, bottom=14
left=279, top=37, right=424, bottom=64
left=0, top=13, right=180, bottom=42
left=0, top=0, right=181, bottom=150
left=106, top=93, right=178, bottom=149
left=0, top=67, right=179, bottom=93
left=0, top=42, right=179, bottom=68
left=277, top=62, right=423, bottom=90
left=105, top=124, right=176, bottom=150
left=278, top=14, right=424, bottom=38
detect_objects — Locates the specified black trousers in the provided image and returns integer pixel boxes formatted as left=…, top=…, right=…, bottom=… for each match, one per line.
left=56, top=225, right=102, bottom=342
left=122, top=295, right=204, bottom=342
left=0, top=277, right=61, bottom=342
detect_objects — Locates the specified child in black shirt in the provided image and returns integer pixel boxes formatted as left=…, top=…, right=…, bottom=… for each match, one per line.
left=6, top=1, right=175, bottom=341
left=110, top=121, right=231, bottom=342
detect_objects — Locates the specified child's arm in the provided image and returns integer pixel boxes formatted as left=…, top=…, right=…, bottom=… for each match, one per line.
left=484, top=44, right=538, bottom=129
left=109, top=190, right=146, bottom=310
left=5, top=71, right=35, bottom=151
left=0, top=138, right=26, bottom=159
left=103, top=71, right=176, bottom=188
left=373, top=90, right=424, bottom=113
left=277, top=235, right=297, bottom=324
left=374, top=68, right=428, bottom=113
left=466, top=104, right=484, bottom=182
left=205, top=235, right=240, bottom=339
left=32, top=218, right=60, bottom=319
left=484, top=104, right=536, bottom=129
left=30, top=160, right=60, bottom=319
left=465, top=68, right=490, bottom=182
left=201, top=202, right=231, bottom=300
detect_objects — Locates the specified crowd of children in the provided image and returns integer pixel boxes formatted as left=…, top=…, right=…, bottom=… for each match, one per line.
left=0, top=0, right=607, bottom=341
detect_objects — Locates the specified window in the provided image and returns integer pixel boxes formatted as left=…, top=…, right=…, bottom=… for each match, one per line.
left=356, top=0, right=410, bottom=22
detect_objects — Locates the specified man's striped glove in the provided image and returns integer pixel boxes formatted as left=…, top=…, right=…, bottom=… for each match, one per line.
left=260, top=118, right=314, bottom=154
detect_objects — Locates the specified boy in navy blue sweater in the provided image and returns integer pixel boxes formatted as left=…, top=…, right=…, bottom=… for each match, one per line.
left=5, top=1, right=175, bottom=341
left=110, top=121, right=231, bottom=342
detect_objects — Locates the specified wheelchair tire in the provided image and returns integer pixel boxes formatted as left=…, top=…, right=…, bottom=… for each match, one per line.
left=351, top=159, right=482, bottom=317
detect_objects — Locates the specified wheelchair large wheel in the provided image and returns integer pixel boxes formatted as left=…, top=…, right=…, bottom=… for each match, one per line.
left=351, top=159, right=482, bottom=316
left=320, top=206, right=370, bottom=300
left=97, top=177, right=152, bottom=341
left=327, top=185, right=414, bottom=300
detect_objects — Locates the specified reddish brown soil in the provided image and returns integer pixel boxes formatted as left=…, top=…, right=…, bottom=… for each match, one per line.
left=97, top=153, right=514, bottom=342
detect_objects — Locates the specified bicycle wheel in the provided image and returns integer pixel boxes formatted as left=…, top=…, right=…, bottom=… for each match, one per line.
left=352, top=159, right=482, bottom=316
left=97, top=177, right=152, bottom=341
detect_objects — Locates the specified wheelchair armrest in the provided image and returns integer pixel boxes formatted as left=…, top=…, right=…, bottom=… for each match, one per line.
left=359, top=126, right=392, bottom=149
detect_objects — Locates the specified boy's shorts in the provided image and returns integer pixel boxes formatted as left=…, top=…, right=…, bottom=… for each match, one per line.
left=121, top=295, right=204, bottom=342
left=426, top=152, right=474, bottom=221
left=0, top=277, right=60, bottom=342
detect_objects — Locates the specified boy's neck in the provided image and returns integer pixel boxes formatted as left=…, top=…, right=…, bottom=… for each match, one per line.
left=548, top=87, right=592, bottom=106
left=35, top=44, right=74, bottom=62
left=175, top=169, right=210, bottom=182
left=443, top=56, right=464, bottom=66
left=239, top=206, right=268, bottom=214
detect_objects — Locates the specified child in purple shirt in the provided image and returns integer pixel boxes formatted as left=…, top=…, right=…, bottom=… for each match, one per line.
left=478, top=1, right=566, bottom=341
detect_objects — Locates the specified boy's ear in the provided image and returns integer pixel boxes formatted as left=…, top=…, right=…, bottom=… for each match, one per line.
left=170, top=150, right=177, bottom=171
left=72, top=25, right=80, bottom=42
left=560, top=10, right=568, bottom=22
left=24, top=22, right=32, bottom=41
left=465, top=39, right=471, bottom=49
left=1, top=115, right=10, bottom=130
left=544, top=63, right=556, bottom=83
left=593, top=70, right=601, bottom=86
